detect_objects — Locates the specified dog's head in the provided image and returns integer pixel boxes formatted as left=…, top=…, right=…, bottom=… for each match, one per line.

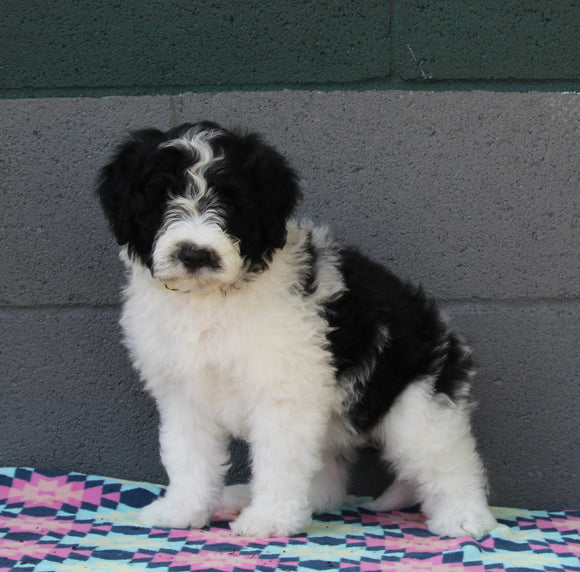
left=97, top=121, right=300, bottom=291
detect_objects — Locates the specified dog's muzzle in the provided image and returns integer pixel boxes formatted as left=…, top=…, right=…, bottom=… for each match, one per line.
left=161, top=245, right=221, bottom=293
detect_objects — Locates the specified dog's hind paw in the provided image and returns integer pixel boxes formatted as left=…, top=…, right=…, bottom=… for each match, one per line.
left=362, top=479, right=417, bottom=512
left=216, top=484, right=252, bottom=514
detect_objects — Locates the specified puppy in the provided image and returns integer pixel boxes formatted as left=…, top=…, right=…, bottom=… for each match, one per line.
left=97, top=121, right=496, bottom=538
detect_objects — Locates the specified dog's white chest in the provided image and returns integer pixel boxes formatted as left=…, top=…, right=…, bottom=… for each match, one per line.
left=121, top=277, right=267, bottom=434
left=121, top=258, right=335, bottom=438
left=125, top=290, right=243, bottom=375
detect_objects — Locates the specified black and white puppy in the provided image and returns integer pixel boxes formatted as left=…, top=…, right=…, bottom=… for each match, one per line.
left=97, top=121, right=496, bottom=538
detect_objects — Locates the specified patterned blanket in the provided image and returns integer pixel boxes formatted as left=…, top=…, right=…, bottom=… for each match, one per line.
left=0, top=468, right=578, bottom=571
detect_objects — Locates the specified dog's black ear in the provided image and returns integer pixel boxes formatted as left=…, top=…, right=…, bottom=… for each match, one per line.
left=239, top=133, right=302, bottom=253
left=96, top=129, right=167, bottom=246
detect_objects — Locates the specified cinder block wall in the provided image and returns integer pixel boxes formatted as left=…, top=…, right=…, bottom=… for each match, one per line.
left=1, top=1, right=578, bottom=509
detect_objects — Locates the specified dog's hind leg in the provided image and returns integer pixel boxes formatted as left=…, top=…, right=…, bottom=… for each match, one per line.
left=219, top=451, right=349, bottom=518
left=309, top=451, right=350, bottom=514
left=362, top=478, right=417, bottom=512
left=216, top=484, right=252, bottom=514
left=218, top=452, right=349, bottom=518
left=373, top=380, right=497, bottom=538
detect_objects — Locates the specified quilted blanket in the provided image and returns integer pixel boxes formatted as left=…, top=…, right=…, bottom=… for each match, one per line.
left=0, top=468, right=578, bottom=571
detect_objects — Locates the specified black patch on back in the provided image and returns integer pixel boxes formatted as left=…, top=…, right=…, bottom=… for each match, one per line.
left=324, top=247, right=471, bottom=433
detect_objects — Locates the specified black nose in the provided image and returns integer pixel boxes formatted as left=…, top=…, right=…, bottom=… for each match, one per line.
left=177, top=244, right=214, bottom=270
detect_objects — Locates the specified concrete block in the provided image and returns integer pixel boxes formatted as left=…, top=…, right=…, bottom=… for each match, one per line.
left=0, top=0, right=391, bottom=96
left=0, top=307, right=163, bottom=482
left=445, top=301, right=580, bottom=508
left=0, top=96, right=172, bottom=306
left=400, top=1, right=580, bottom=81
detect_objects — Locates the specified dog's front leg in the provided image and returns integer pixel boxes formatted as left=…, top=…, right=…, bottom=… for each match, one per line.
left=230, top=385, right=332, bottom=537
left=139, top=389, right=228, bottom=529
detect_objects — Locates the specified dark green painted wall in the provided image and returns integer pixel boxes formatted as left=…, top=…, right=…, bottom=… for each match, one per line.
left=400, top=2, right=580, bottom=82
left=1, top=0, right=579, bottom=96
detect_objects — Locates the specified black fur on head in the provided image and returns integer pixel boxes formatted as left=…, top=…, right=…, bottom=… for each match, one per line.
left=96, top=121, right=301, bottom=272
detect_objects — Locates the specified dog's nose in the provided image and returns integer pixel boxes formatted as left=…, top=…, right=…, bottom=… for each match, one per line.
left=177, top=244, right=213, bottom=270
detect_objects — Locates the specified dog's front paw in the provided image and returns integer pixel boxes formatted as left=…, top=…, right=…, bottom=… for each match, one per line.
left=427, top=504, right=497, bottom=538
left=230, top=503, right=310, bottom=538
left=139, top=496, right=211, bottom=529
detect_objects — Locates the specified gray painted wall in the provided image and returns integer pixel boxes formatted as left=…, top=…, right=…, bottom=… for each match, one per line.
left=1, top=90, right=579, bottom=509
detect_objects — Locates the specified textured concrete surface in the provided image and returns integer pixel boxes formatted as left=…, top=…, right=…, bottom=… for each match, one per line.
left=1, top=90, right=578, bottom=508
left=0, top=97, right=171, bottom=306
left=447, top=302, right=580, bottom=509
